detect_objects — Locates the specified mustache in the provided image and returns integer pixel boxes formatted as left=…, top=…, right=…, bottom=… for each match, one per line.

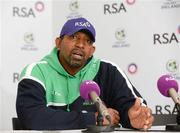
left=71, top=48, right=84, bottom=56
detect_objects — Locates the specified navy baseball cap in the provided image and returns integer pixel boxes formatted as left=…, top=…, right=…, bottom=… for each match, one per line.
left=60, top=17, right=96, bottom=42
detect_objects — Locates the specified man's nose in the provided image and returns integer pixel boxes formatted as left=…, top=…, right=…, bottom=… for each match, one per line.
left=75, top=38, right=85, bottom=48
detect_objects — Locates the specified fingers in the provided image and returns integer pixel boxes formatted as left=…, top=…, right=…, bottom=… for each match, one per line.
left=143, top=109, right=154, bottom=130
left=102, top=108, right=120, bottom=125
left=142, top=116, right=154, bottom=130
left=108, top=108, right=120, bottom=124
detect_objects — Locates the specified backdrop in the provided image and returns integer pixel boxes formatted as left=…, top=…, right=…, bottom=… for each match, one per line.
left=0, top=0, right=180, bottom=130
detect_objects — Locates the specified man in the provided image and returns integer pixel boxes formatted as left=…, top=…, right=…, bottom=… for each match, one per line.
left=16, top=17, right=154, bottom=130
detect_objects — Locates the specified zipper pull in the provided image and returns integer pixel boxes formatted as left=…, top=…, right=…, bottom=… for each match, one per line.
left=67, top=104, right=70, bottom=112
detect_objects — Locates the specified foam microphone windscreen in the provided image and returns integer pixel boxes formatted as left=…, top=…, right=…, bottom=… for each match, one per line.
left=157, top=74, right=179, bottom=97
left=80, top=80, right=100, bottom=100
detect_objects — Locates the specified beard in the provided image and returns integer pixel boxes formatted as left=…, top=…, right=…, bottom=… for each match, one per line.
left=68, top=55, right=85, bottom=68
left=68, top=49, right=86, bottom=68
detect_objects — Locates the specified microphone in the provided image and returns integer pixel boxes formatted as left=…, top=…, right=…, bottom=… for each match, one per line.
left=157, top=74, right=180, bottom=131
left=80, top=80, right=111, bottom=124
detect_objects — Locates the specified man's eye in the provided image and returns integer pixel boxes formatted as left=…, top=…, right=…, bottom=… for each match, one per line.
left=70, top=34, right=78, bottom=39
left=87, top=40, right=93, bottom=44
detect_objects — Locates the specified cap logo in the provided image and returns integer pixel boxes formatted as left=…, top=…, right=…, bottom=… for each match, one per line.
left=60, top=18, right=95, bottom=42
left=74, top=21, right=91, bottom=28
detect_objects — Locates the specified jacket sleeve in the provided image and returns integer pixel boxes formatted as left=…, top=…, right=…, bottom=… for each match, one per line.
left=94, top=62, right=147, bottom=129
left=108, top=68, right=147, bottom=129
left=16, top=79, right=95, bottom=130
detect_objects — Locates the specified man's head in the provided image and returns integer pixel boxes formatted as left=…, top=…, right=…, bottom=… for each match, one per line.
left=60, top=17, right=96, bottom=42
left=56, top=17, right=96, bottom=75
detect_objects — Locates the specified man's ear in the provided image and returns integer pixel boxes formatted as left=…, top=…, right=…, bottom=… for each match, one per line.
left=90, top=45, right=95, bottom=57
left=55, top=37, right=61, bottom=49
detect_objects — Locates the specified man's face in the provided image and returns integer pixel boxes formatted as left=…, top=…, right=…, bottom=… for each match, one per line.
left=56, top=31, right=95, bottom=72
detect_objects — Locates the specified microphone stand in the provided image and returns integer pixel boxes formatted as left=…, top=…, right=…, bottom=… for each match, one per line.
left=82, top=111, right=115, bottom=133
left=166, top=103, right=180, bottom=131
left=176, top=103, right=180, bottom=124
left=97, top=113, right=103, bottom=126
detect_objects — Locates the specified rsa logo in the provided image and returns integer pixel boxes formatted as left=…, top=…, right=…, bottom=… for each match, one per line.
left=13, top=6, right=36, bottom=18
left=104, top=3, right=126, bottom=15
left=12, top=1, right=44, bottom=18
left=153, top=33, right=179, bottom=45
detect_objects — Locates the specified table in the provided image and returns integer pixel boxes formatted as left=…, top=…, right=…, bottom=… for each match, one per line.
left=0, top=126, right=179, bottom=133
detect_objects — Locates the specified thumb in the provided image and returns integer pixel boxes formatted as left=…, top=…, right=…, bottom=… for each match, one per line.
left=132, top=98, right=141, bottom=111
left=129, top=98, right=141, bottom=118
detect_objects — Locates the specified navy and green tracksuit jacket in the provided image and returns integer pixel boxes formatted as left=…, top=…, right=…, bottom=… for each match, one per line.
left=16, top=47, right=146, bottom=130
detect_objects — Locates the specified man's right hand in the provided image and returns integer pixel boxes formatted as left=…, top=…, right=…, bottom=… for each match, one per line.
left=95, top=108, right=120, bottom=125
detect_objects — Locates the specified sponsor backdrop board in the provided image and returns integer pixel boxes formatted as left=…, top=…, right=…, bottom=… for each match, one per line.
left=1, top=0, right=53, bottom=129
left=0, top=0, right=180, bottom=130
left=0, top=0, right=2, bottom=129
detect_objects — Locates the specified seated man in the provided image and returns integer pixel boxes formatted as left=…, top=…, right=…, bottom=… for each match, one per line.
left=16, top=17, right=154, bottom=130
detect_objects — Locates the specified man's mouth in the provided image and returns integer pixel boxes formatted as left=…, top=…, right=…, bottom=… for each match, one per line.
left=72, top=50, right=83, bottom=60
